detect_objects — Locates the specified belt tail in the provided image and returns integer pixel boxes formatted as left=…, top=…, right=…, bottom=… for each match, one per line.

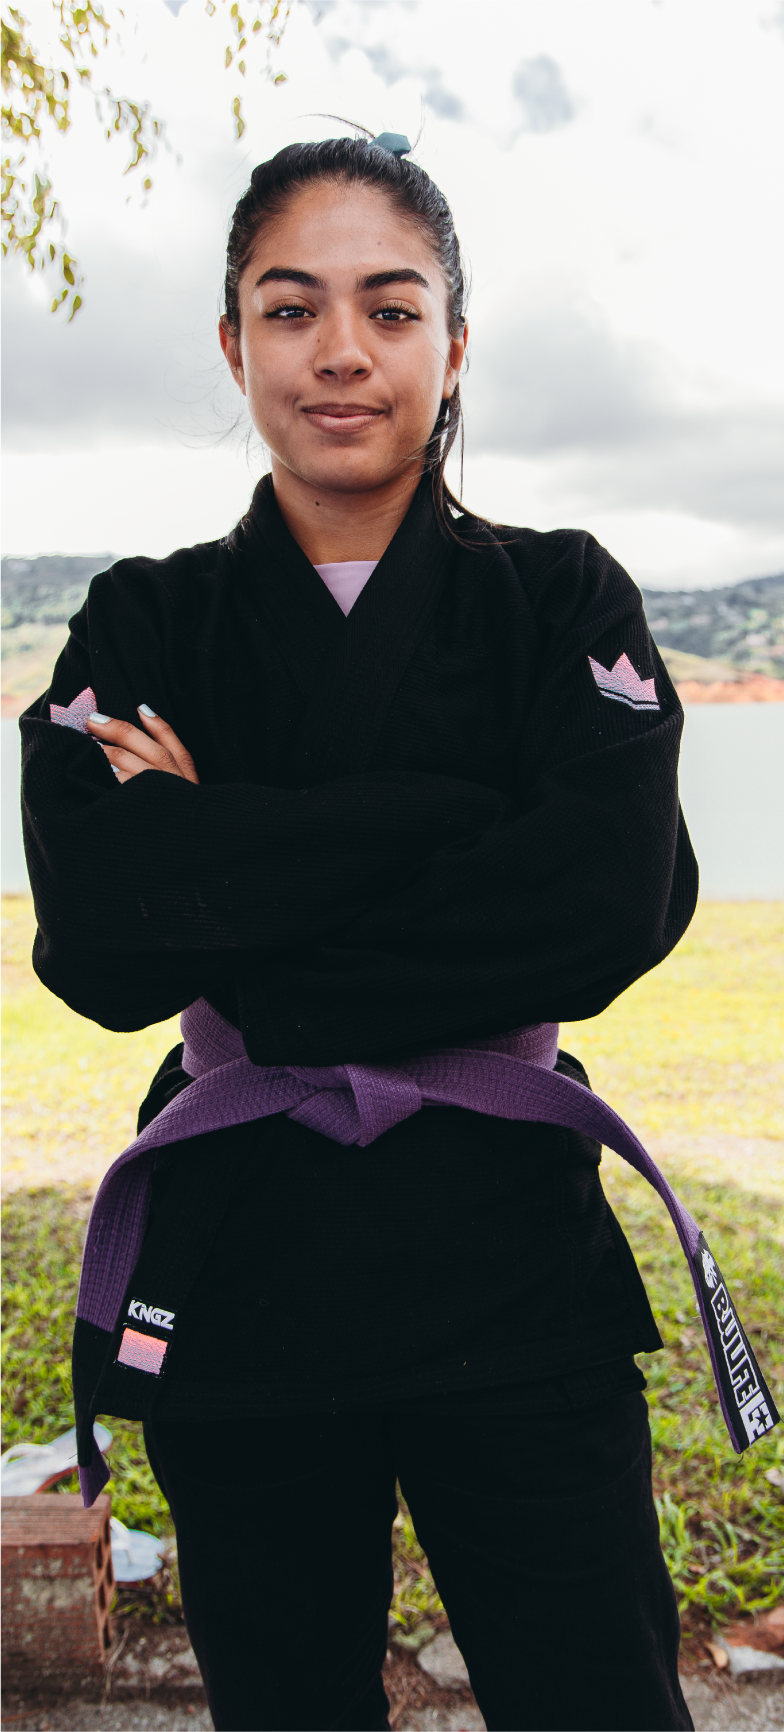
left=461, top=1060, right=781, bottom=1456
left=688, top=1231, right=779, bottom=1453
left=73, top=1315, right=119, bottom=1506
left=78, top=1444, right=111, bottom=1507
left=586, top=1098, right=780, bottom=1454
left=579, top=1095, right=780, bottom=1453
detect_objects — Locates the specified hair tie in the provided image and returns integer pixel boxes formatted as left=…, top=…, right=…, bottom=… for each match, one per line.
left=371, top=132, right=412, bottom=158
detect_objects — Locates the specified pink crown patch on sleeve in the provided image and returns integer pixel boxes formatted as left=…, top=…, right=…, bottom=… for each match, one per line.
left=49, top=687, right=98, bottom=733
left=588, top=654, right=659, bottom=712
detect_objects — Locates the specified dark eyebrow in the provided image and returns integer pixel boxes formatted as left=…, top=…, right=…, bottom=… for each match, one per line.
left=254, top=265, right=431, bottom=294
left=255, top=267, right=327, bottom=290
left=357, top=269, right=430, bottom=291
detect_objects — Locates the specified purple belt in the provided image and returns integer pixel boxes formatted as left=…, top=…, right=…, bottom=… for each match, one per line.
left=76, top=1000, right=778, bottom=1503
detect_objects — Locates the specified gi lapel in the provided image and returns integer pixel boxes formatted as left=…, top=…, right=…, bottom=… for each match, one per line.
left=242, top=476, right=454, bottom=780
left=240, top=474, right=347, bottom=709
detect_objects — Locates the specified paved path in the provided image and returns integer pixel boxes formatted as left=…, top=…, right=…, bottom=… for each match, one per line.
left=682, top=1672, right=784, bottom=1729
left=0, top=1707, right=213, bottom=1730
left=401, top=1676, right=784, bottom=1732
left=3, top=1673, right=784, bottom=1730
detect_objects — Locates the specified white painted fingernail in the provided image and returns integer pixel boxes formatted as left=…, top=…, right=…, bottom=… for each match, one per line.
left=89, top=712, right=110, bottom=724
left=111, top=766, right=121, bottom=778
left=138, top=703, right=157, bottom=718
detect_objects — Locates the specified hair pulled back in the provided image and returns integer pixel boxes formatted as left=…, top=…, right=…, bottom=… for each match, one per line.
left=223, top=133, right=469, bottom=536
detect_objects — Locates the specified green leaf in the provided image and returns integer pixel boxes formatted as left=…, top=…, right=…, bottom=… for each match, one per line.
left=4, top=0, right=291, bottom=304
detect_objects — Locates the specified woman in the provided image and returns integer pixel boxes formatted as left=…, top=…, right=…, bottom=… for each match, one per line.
left=21, top=132, right=704, bottom=1731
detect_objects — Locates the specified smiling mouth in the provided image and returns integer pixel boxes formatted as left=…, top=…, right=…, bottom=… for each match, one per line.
left=302, top=404, right=385, bottom=431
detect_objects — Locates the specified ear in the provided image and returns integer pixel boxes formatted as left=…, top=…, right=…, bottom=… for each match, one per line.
left=219, top=317, right=246, bottom=395
left=443, top=323, right=468, bottom=401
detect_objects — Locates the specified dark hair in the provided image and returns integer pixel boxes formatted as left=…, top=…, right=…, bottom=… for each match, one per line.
left=223, top=132, right=469, bottom=538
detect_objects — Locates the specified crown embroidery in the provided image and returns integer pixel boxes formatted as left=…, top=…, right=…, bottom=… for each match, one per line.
left=588, top=654, right=659, bottom=712
left=50, top=686, right=98, bottom=733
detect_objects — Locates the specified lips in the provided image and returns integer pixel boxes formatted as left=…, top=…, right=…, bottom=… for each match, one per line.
left=302, top=403, right=385, bottom=432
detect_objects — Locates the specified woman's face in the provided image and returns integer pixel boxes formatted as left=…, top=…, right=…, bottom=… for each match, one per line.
left=220, top=180, right=467, bottom=499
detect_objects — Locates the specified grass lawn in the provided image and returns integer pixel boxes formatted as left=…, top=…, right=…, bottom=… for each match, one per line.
left=1, top=897, right=182, bottom=1193
left=2, top=897, right=782, bottom=1641
left=561, top=900, right=784, bottom=1142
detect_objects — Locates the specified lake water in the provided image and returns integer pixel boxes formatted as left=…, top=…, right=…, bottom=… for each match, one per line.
left=3, top=707, right=783, bottom=899
left=676, top=705, right=784, bottom=898
left=3, top=718, right=29, bottom=895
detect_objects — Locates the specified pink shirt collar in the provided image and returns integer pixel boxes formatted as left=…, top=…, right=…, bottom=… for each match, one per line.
left=313, top=561, right=378, bottom=617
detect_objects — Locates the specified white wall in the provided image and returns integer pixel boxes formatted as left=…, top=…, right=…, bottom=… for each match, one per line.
left=2, top=707, right=783, bottom=900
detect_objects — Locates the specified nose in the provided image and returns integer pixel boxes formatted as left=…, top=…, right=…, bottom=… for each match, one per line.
left=313, top=304, right=372, bottom=381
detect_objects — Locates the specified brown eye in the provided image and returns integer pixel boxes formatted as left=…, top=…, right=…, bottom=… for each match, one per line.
left=372, top=304, right=419, bottom=324
left=266, top=303, right=312, bottom=321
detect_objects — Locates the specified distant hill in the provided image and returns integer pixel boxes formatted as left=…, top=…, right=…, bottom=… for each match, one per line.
left=640, top=574, right=784, bottom=680
left=1, top=555, right=114, bottom=630
left=653, top=646, right=742, bottom=684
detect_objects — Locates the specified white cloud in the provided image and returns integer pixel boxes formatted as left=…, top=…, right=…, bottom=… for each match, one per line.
left=326, top=38, right=468, bottom=121
left=1, top=444, right=263, bottom=560
left=3, top=0, right=784, bottom=586
left=511, top=55, right=576, bottom=133
left=463, top=289, right=784, bottom=530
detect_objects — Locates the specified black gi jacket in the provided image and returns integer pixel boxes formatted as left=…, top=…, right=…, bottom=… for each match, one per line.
left=21, top=477, right=698, bottom=1414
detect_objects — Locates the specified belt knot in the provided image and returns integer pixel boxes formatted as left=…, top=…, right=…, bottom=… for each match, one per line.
left=287, top=1063, right=422, bottom=1147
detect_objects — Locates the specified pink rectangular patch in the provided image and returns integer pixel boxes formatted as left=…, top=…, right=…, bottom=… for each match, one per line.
left=117, top=1327, right=168, bottom=1375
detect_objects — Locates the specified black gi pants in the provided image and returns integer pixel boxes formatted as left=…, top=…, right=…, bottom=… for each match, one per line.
left=145, top=1390, right=693, bottom=1732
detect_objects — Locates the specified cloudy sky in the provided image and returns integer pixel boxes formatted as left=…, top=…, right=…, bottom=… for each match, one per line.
left=3, top=0, right=784, bottom=588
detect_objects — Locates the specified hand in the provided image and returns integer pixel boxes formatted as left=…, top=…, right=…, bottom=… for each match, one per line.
left=85, top=705, right=199, bottom=785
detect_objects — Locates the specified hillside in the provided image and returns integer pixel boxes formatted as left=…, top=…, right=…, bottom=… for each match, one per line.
left=1, top=558, right=112, bottom=716
left=641, top=574, right=784, bottom=680
left=1, top=554, right=114, bottom=630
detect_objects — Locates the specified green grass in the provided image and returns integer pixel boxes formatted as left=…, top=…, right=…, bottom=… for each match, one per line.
left=561, top=901, right=784, bottom=1140
left=2, top=896, right=180, bottom=1192
left=2, top=897, right=782, bottom=1635
left=1, top=1187, right=166, bottom=1534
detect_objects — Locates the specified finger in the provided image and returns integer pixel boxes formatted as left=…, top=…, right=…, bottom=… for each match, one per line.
left=100, top=743, right=166, bottom=781
left=136, top=705, right=199, bottom=784
left=100, top=747, right=137, bottom=787
left=86, top=709, right=199, bottom=784
left=86, top=712, right=171, bottom=769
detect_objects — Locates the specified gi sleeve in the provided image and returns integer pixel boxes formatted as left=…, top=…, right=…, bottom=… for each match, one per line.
left=21, top=617, right=512, bottom=1032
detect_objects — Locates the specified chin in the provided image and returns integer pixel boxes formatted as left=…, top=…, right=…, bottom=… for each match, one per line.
left=294, top=452, right=413, bottom=496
